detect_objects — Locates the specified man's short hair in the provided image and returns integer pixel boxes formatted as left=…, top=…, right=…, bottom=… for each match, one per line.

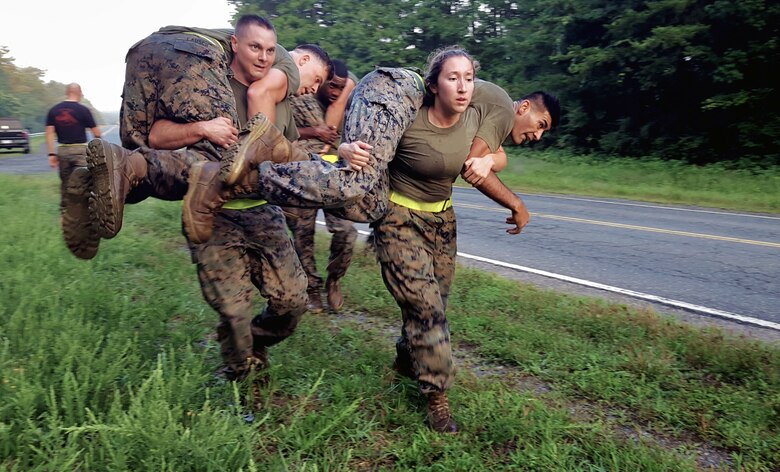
left=295, top=44, right=334, bottom=81
left=235, top=14, right=276, bottom=36
left=331, top=59, right=348, bottom=79
left=521, top=91, right=561, bottom=128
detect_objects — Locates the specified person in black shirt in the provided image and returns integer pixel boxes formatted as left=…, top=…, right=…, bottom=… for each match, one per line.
left=45, top=83, right=102, bottom=258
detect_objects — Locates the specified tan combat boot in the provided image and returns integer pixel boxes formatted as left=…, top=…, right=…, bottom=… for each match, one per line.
left=325, top=276, right=344, bottom=311
left=307, top=288, right=324, bottom=313
left=61, top=166, right=100, bottom=260
left=86, top=138, right=147, bottom=239
left=182, top=161, right=258, bottom=244
left=426, top=391, right=458, bottom=433
left=220, top=112, right=310, bottom=186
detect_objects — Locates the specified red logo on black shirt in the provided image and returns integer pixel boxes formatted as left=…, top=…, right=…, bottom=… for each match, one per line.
left=55, top=110, right=79, bottom=126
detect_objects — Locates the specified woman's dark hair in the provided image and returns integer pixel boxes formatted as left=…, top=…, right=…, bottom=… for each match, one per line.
left=423, top=45, right=479, bottom=106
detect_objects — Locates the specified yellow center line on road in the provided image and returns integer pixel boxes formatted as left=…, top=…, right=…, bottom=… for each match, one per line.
left=455, top=202, right=780, bottom=248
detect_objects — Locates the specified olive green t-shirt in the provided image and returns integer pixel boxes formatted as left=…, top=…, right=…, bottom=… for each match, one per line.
left=229, top=77, right=249, bottom=127
left=471, top=80, right=514, bottom=152
left=389, top=106, right=481, bottom=202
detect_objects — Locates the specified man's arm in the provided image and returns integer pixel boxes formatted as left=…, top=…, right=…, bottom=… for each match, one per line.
left=324, top=77, right=356, bottom=131
left=89, top=126, right=102, bottom=139
left=461, top=137, right=508, bottom=186
left=247, top=68, right=288, bottom=124
left=45, top=125, right=57, bottom=168
left=297, top=124, right=339, bottom=144
left=474, top=171, right=530, bottom=235
left=149, top=117, right=238, bottom=150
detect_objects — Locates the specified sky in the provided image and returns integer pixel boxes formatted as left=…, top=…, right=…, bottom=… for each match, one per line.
left=1, top=0, right=237, bottom=112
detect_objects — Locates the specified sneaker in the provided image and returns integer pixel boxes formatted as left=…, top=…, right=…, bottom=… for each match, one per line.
left=182, top=161, right=223, bottom=244
left=61, top=166, right=100, bottom=259
left=426, top=391, right=458, bottom=433
left=86, top=139, right=147, bottom=239
left=325, top=276, right=344, bottom=311
left=221, top=113, right=310, bottom=186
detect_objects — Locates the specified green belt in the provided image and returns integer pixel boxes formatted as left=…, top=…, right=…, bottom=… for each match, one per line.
left=58, top=143, right=87, bottom=147
left=409, top=71, right=425, bottom=94
left=389, top=190, right=452, bottom=212
left=183, top=32, right=225, bottom=55
left=222, top=198, right=267, bottom=210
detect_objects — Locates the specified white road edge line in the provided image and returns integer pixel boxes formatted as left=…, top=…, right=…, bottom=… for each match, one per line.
left=454, top=185, right=780, bottom=220
left=349, top=226, right=780, bottom=331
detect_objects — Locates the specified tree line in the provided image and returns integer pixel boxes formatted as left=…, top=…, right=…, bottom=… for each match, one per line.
left=0, top=47, right=103, bottom=134
left=2, top=0, right=777, bottom=166
left=235, top=0, right=778, bottom=166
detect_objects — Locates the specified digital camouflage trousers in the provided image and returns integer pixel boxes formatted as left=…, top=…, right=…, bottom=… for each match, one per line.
left=186, top=204, right=308, bottom=376
left=255, top=67, right=425, bottom=223
left=371, top=203, right=458, bottom=394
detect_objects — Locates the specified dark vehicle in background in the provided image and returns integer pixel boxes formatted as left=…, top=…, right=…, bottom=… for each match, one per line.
left=0, top=118, right=31, bottom=153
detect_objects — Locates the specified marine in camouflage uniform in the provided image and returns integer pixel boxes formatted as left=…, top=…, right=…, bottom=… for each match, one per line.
left=113, top=26, right=242, bottom=209
left=183, top=37, right=309, bottom=381
left=247, top=67, right=427, bottom=223
left=89, top=18, right=309, bottom=381
left=285, top=85, right=358, bottom=312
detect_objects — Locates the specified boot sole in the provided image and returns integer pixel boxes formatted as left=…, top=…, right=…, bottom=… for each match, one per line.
left=224, top=117, right=272, bottom=186
left=182, top=162, right=210, bottom=244
left=86, top=140, right=120, bottom=239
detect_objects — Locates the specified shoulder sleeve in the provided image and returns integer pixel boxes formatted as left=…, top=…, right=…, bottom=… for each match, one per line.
left=45, top=106, right=56, bottom=126
left=472, top=80, right=514, bottom=152
left=272, top=45, right=299, bottom=97
left=79, top=104, right=97, bottom=128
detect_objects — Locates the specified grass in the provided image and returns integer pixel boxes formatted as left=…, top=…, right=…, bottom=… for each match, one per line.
left=1, top=174, right=778, bottom=471
left=486, top=149, right=780, bottom=214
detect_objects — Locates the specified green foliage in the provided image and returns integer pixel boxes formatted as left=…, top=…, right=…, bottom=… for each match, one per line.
left=496, top=148, right=780, bottom=213
left=231, top=0, right=779, bottom=165
left=0, top=46, right=104, bottom=132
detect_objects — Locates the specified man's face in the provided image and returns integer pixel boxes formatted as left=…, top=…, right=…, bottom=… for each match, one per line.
left=231, top=24, right=277, bottom=85
left=296, top=56, right=328, bottom=95
left=510, top=100, right=552, bottom=145
left=318, top=75, right=348, bottom=104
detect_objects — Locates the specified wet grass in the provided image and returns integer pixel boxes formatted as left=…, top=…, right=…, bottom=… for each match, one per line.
left=1, top=174, right=778, bottom=471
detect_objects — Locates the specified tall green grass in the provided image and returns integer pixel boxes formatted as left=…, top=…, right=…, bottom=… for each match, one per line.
left=1, top=174, right=778, bottom=470
left=492, top=149, right=780, bottom=213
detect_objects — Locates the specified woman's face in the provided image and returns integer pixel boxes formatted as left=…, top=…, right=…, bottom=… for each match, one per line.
left=431, top=55, right=475, bottom=117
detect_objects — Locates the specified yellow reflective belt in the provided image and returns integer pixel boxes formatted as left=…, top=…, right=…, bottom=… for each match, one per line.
left=321, top=154, right=338, bottom=163
left=409, top=71, right=426, bottom=94
left=183, top=32, right=225, bottom=55
left=222, top=198, right=268, bottom=210
left=389, top=190, right=452, bottom=212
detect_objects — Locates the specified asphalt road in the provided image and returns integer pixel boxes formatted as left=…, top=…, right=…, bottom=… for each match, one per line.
left=4, top=127, right=778, bottom=341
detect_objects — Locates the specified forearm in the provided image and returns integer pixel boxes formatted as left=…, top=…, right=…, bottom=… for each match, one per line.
left=45, top=127, right=56, bottom=154
left=297, top=126, right=321, bottom=141
left=325, top=79, right=354, bottom=130
left=475, top=172, right=524, bottom=212
left=149, top=120, right=204, bottom=150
